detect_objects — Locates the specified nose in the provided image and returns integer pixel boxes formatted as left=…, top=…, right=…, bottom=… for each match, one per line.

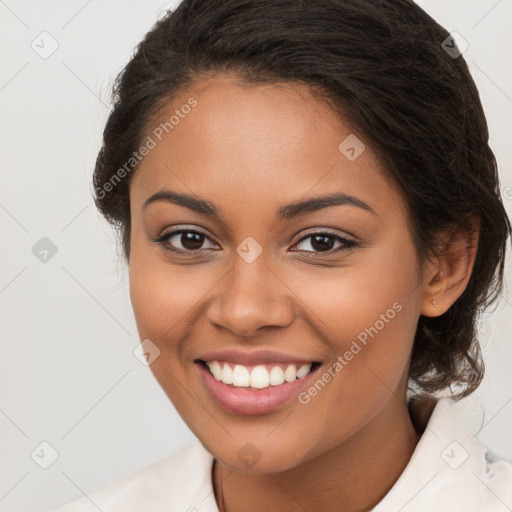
left=206, top=255, right=295, bottom=337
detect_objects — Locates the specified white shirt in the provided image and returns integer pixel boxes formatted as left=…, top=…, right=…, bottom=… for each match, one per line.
left=49, top=398, right=512, bottom=511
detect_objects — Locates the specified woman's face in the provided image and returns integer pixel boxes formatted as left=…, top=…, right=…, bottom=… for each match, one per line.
left=128, top=74, right=429, bottom=472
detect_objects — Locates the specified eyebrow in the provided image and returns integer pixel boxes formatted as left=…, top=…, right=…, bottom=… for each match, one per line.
left=142, top=188, right=377, bottom=221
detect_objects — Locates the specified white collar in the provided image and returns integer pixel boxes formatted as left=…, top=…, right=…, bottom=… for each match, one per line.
left=371, top=397, right=512, bottom=511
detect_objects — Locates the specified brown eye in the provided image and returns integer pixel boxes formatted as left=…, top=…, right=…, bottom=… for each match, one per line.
left=153, top=229, right=219, bottom=253
left=290, top=231, right=357, bottom=254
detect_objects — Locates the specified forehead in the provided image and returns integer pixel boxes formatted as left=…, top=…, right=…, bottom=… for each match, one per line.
left=130, top=75, right=404, bottom=221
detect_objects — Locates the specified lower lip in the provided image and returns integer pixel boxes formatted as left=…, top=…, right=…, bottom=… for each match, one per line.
left=196, top=362, right=321, bottom=416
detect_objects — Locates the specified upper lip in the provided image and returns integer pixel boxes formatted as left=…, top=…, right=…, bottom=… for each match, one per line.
left=196, top=349, right=319, bottom=366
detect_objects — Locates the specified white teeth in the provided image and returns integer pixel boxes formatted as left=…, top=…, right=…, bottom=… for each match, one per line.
left=284, top=364, right=297, bottom=382
left=297, top=363, right=311, bottom=378
left=232, top=365, right=250, bottom=387
left=220, top=364, right=233, bottom=384
left=207, top=361, right=222, bottom=381
left=206, top=361, right=314, bottom=389
left=269, top=366, right=285, bottom=386
left=250, top=365, right=270, bottom=389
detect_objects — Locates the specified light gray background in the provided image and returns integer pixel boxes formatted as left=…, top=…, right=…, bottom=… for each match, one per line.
left=1, top=1, right=511, bottom=510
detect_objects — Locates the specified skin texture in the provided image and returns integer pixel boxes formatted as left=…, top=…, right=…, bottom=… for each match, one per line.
left=128, top=74, right=479, bottom=511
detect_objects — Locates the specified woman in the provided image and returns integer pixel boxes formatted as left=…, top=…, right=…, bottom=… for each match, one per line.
left=51, top=0, right=512, bottom=510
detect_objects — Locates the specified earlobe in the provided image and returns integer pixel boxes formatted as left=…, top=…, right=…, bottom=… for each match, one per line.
left=420, top=217, right=480, bottom=317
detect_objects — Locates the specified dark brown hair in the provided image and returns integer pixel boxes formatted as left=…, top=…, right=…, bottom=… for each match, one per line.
left=92, top=0, right=511, bottom=399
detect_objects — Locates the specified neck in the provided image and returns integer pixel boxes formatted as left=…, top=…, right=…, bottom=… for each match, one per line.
left=214, top=396, right=425, bottom=512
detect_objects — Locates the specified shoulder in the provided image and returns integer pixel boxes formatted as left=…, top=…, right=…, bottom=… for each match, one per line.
left=47, top=439, right=218, bottom=512
left=373, top=397, right=512, bottom=512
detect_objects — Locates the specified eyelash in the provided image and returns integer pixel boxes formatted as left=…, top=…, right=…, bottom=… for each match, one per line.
left=152, top=228, right=358, bottom=258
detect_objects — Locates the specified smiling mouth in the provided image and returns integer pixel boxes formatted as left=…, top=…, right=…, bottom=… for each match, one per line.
left=196, top=360, right=322, bottom=390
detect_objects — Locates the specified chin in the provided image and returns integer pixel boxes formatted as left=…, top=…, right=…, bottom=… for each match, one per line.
left=199, top=430, right=319, bottom=474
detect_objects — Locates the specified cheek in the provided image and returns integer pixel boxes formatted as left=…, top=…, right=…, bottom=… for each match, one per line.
left=286, top=239, right=419, bottom=337
left=129, top=251, right=214, bottom=343
left=128, top=252, right=213, bottom=422
left=283, top=240, right=421, bottom=395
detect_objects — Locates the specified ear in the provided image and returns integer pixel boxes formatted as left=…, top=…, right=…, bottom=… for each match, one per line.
left=420, top=216, right=480, bottom=317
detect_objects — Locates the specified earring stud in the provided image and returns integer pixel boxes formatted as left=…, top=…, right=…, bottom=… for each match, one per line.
left=431, top=299, right=439, bottom=308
